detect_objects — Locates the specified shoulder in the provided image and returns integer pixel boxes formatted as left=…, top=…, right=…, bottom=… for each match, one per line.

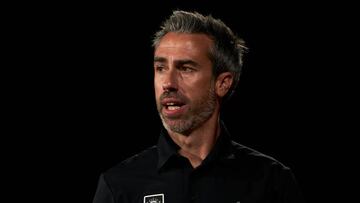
left=101, top=146, right=158, bottom=185
left=228, top=143, right=304, bottom=201
left=229, top=141, right=301, bottom=190
left=94, top=146, right=159, bottom=201
left=230, top=141, right=291, bottom=174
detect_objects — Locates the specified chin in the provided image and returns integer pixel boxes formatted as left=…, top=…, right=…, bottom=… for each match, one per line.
left=162, top=118, right=193, bottom=135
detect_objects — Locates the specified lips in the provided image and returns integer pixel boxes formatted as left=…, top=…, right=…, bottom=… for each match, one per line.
left=161, top=98, right=185, bottom=107
left=161, top=98, right=187, bottom=118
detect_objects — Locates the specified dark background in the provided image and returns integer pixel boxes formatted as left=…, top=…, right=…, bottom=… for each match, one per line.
left=11, top=0, right=355, bottom=202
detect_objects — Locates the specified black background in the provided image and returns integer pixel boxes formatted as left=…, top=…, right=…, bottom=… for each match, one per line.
left=9, top=0, right=355, bottom=202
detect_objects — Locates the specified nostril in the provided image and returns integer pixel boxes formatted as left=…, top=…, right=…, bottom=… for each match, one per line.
left=163, top=86, right=177, bottom=92
left=162, top=82, right=178, bottom=92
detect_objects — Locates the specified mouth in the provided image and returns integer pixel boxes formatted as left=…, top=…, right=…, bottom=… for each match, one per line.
left=161, top=99, right=187, bottom=118
left=164, top=102, right=184, bottom=110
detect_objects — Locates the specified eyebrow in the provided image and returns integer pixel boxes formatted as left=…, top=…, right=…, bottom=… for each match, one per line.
left=154, top=56, right=167, bottom=63
left=154, top=56, right=199, bottom=67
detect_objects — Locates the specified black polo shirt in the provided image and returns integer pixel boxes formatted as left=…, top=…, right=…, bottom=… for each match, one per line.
left=93, top=124, right=305, bottom=203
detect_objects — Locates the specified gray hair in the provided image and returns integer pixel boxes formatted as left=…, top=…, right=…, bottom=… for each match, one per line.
left=152, top=10, right=247, bottom=100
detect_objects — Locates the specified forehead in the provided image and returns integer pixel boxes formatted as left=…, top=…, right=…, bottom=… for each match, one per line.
left=154, top=32, right=213, bottom=59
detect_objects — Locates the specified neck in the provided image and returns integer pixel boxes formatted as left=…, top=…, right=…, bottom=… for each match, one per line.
left=167, top=111, right=221, bottom=168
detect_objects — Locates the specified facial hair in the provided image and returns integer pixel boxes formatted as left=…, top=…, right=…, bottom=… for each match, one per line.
left=157, top=83, right=217, bottom=135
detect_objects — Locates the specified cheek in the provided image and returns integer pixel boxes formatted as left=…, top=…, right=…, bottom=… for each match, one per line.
left=188, top=77, right=212, bottom=92
left=155, top=89, right=161, bottom=100
left=154, top=79, right=162, bottom=98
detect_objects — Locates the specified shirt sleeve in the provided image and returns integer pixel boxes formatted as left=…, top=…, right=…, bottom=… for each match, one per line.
left=280, top=168, right=306, bottom=203
left=93, top=174, right=116, bottom=203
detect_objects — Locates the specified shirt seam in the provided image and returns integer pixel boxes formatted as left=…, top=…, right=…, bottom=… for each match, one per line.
left=102, top=173, right=117, bottom=203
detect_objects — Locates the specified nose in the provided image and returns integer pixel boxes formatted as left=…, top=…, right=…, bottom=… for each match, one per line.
left=163, top=82, right=177, bottom=92
left=162, top=70, right=178, bottom=92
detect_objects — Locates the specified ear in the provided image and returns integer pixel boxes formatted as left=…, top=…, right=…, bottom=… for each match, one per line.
left=215, top=72, right=233, bottom=98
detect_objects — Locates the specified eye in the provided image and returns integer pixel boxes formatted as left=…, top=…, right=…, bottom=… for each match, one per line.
left=154, top=65, right=165, bottom=72
left=180, top=66, right=195, bottom=72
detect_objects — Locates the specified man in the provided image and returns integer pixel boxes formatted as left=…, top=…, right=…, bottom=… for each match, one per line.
left=93, top=10, right=305, bottom=203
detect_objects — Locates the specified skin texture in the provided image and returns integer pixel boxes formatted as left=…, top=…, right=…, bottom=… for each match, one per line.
left=154, top=32, right=233, bottom=168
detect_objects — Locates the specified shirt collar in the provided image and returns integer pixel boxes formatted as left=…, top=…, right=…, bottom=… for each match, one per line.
left=156, top=121, right=236, bottom=171
left=156, top=127, right=180, bottom=170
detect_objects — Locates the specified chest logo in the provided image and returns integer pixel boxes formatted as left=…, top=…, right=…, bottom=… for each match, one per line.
left=144, top=193, right=164, bottom=203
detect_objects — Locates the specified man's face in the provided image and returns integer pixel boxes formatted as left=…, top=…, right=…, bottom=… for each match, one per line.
left=154, top=32, right=217, bottom=134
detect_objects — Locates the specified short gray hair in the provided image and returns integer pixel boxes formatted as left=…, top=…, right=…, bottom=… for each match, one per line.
left=153, top=10, right=247, bottom=100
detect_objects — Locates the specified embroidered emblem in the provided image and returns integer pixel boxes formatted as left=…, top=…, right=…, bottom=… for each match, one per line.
left=144, top=193, right=164, bottom=203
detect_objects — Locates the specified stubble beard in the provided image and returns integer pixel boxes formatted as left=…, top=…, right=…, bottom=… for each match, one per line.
left=158, top=85, right=217, bottom=135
